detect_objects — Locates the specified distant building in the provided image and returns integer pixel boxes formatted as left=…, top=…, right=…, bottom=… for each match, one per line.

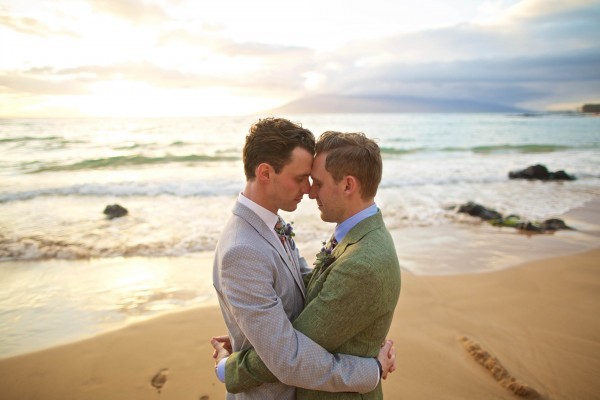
left=582, top=104, right=600, bottom=113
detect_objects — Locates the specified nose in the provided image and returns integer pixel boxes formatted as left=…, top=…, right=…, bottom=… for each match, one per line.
left=301, top=178, right=311, bottom=195
left=308, top=184, right=317, bottom=199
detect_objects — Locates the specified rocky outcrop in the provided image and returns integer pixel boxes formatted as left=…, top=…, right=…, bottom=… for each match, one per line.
left=455, top=202, right=573, bottom=233
left=458, top=202, right=503, bottom=221
left=508, top=164, right=575, bottom=181
left=582, top=104, right=600, bottom=113
left=103, top=204, right=128, bottom=219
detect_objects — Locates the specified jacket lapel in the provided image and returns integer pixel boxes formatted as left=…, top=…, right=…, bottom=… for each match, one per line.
left=308, top=210, right=385, bottom=293
left=333, top=210, right=383, bottom=257
left=233, top=201, right=306, bottom=298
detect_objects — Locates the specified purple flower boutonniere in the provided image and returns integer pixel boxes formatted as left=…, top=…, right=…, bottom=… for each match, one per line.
left=314, top=240, right=336, bottom=272
left=275, top=220, right=296, bottom=249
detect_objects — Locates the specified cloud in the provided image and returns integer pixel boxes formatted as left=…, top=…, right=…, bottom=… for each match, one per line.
left=154, top=28, right=316, bottom=92
left=0, top=71, right=89, bottom=95
left=88, top=0, right=168, bottom=24
left=0, top=12, right=79, bottom=38
left=303, top=0, right=600, bottom=109
left=500, top=0, right=597, bottom=21
left=0, top=62, right=205, bottom=95
left=1, top=0, right=598, bottom=114
left=0, top=58, right=313, bottom=97
left=157, top=28, right=313, bottom=57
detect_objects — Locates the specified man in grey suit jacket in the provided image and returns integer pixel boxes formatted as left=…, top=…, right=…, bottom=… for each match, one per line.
left=213, top=130, right=401, bottom=399
left=212, top=119, right=395, bottom=399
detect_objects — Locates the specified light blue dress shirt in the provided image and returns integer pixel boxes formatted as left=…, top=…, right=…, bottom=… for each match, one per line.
left=334, top=203, right=378, bottom=243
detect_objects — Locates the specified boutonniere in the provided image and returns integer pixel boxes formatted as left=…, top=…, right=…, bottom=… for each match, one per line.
left=314, top=240, right=336, bottom=271
left=275, top=220, right=296, bottom=249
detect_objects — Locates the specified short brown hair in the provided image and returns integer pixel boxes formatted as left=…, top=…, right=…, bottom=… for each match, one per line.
left=316, top=131, right=382, bottom=199
left=243, top=117, right=315, bottom=180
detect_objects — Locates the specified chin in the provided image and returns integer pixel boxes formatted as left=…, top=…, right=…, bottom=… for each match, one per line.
left=282, top=204, right=298, bottom=212
left=319, top=212, right=333, bottom=223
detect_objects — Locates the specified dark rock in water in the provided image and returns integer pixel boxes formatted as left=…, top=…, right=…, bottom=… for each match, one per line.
left=551, top=170, right=575, bottom=180
left=508, top=164, right=575, bottom=181
left=457, top=201, right=503, bottom=221
left=103, top=204, right=128, bottom=219
left=514, top=218, right=573, bottom=232
left=515, top=221, right=544, bottom=233
left=456, top=202, right=573, bottom=233
left=509, top=164, right=549, bottom=180
left=540, top=218, right=573, bottom=231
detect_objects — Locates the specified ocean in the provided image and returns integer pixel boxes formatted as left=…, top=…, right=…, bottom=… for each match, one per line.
left=1, top=113, right=599, bottom=357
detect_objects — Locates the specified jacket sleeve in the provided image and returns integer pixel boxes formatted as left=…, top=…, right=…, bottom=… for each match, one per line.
left=219, top=243, right=379, bottom=394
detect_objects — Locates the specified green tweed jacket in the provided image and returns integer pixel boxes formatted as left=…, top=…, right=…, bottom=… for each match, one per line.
left=225, top=210, right=401, bottom=399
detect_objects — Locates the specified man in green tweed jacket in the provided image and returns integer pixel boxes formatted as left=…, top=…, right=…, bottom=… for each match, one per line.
left=213, top=131, right=401, bottom=399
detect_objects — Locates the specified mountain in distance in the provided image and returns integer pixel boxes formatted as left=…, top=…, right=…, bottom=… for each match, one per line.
left=267, top=94, right=526, bottom=114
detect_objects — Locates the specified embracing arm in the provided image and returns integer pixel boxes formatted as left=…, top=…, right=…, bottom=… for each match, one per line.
left=218, top=245, right=379, bottom=394
left=224, top=255, right=389, bottom=393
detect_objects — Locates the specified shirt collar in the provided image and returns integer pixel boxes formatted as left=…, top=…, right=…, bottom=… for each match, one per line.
left=334, top=203, right=378, bottom=243
left=238, top=193, right=279, bottom=231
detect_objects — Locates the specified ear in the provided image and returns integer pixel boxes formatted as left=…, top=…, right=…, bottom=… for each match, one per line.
left=256, top=163, right=273, bottom=183
left=342, top=176, right=359, bottom=196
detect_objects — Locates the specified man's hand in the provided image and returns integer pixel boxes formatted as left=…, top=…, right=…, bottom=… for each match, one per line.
left=377, top=339, right=396, bottom=380
left=210, top=335, right=232, bottom=364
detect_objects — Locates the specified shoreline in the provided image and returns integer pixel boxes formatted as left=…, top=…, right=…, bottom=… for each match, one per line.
left=0, top=198, right=598, bottom=399
left=0, top=247, right=598, bottom=399
left=393, top=197, right=600, bottom=275
left=1, top=198, right=598, bottom=360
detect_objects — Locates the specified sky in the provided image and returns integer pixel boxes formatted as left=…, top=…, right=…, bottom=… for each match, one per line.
left=1, top=0, right=599, bottom=117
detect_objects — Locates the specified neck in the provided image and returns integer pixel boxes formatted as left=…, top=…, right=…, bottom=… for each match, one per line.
left=339, top=198, right=375, bottom=223
left=242, top=180, right=277, bottom=214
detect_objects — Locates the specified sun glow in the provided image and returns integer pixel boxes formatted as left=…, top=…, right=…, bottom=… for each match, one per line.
left=1, top=0, right=597, bottom=116
left=44, top=81, right=279, bottom=117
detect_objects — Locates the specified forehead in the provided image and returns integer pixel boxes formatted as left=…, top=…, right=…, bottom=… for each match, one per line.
left=283, top=147, right=313, bottom=174
left=310, top=153, right=329, bottom=181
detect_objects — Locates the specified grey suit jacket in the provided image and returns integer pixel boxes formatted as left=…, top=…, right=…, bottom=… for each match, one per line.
left=213, top=200, right=379, bottom=399
left=221, top=210, right=402, bottom=399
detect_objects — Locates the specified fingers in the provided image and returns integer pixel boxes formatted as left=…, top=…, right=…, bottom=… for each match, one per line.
left=210, top=338, right=225, bottom=353
left=380, top=339, right=396, bottom=380
left=211, top=335, right=233, bottom=353
left=381, top=339, right=393, bottom=354
left=388, top=350, right=397, bottom=374
left=387, top=346, right=397, bottom=378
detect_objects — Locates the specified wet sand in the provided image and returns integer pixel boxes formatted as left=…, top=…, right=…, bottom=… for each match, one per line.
left=0, top=246, right=598, bottom=399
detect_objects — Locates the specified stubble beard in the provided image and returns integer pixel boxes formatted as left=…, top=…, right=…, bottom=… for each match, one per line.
left=319, top=209, right=334, bottom=223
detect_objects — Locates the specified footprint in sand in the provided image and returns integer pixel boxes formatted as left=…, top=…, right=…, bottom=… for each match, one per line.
left=151, top=368, right=169, bottom=393
left=458, top=336, right=541, bottom=399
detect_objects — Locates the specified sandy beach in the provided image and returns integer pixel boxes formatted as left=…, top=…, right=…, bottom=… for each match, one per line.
left=1, top=203, right=599, bottom=399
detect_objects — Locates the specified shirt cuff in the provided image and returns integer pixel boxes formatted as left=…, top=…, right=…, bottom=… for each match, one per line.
left=216, top=357, right=227, bottom=383
left=371, top=357, right=382, bottom=391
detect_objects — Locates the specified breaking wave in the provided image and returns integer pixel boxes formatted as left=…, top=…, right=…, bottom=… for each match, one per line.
left=29, top=154, right=239, bottom=173
left=0, top=180, right=243, bottom=203
left=0, top=233, right=216, bottom=261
